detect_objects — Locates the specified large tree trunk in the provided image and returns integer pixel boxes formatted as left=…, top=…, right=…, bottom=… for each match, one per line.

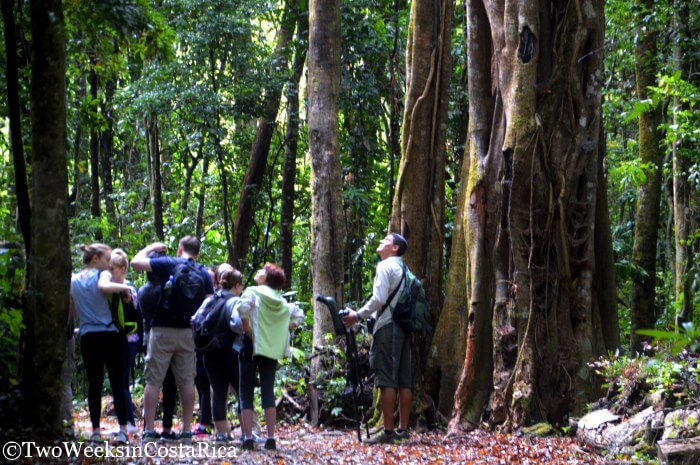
left=280, top=4, right=307, bottom=288
left=672, top=0, right=692, bottom=327
left=23, top=0, right=70, bottom=438
left=2, top=0, right=31, bottom=253
left=390, top=0, right=453, bottom=426
left=630, top=0, right=662, bottom=352
left=308, top=0, right=345, bottom=425
left=146, top=114, right=164, bottom=240
left=449, top=0, right=611, bottom=432
left=232, top=1, right=295, bottom=270
left=427, top=149, right=470, bottom=420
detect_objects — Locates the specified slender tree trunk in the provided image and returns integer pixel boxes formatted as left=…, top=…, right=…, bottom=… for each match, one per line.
left=308, top=0, right=345, bottom=425
left=2, top=0, right=31, bottom=253
left=23, top=0, right=70, bottom=438
left=672, top=0, right=692, bottom=326
left=280, top=4, right=307, bottom=288
left=100, top=76, right=116, bottom=229
left=68, top=72, right=85, bottom=218
left=206, top=49, right=233, bottom=262
left=196, top=154, right=209, bottom=239
left=595, top=122, right=620, bottom=352
left=386, top=0, right=404, bottom=210
left=232, top=1, right=295, bottom=270
left=449, top=0, right=611, bottom=432
left=146, top=115, right=164, bottom=240
left=630, top=0, right=662, bottom=352
left=390, top=0, right=453, bottom=426
left=89, top=60, right=101, bottom=228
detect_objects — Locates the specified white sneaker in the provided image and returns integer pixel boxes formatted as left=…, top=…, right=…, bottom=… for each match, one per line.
left=127, top=424, right=139, bottom=434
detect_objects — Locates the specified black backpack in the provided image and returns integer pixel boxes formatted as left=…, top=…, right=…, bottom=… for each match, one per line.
left=162, top=259, right=208, bottom=325
left=193, top=291, right=236, bottom=352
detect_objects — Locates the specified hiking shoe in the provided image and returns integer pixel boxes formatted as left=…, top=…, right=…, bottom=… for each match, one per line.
left=193, top=423, right=212, bottom=436
left=178, top=431, right=193, bottom=442
left=160, top=430, right=178, bottom=441
left=142, top=430, right=159, bottom=441
left=215, top=433, right=232, bottom=444
left=364, top=431, right=398, bottom=445
left=395, top=429, right=410, bottom=443
left=126, top=423, right=139, bottom=434
left=264, top=438, right=276, bottom=450
left=114, top=431, right=128, bottom=445
left=241, top=438, right=255, bottom=450
left=88, top=432, right=102, bottom=443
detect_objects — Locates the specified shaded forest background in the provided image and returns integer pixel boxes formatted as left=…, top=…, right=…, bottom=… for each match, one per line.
left=0, top=0, right=698, bottom=443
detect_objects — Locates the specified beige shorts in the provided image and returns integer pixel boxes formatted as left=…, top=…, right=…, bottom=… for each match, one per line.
left=145, top=327, right=196, bottom=386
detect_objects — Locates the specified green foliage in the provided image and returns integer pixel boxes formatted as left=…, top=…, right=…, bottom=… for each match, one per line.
left=637, top=322, right=700, bottom=356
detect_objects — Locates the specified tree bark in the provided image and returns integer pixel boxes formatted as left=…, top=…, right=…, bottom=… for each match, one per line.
left=308, top=0, right=345, bottom=425
left=2, top=0, right=31, bottom=253
left=232, top=1, right=295, bottom=270
left=390, top=0, right=454, bottom=426
left=89, top=60, right=101, bottom=229
left=427, top=147, right=470, bottom=420
left=672, top=0, right=692, bottom=327
left=196, top=154, right=209, bottom=239
left=100, top=75, right=116, bottom=230
left=630, top=0, right=662, bottom=352
left=23, top=0, right=70, bottom=438
left=146, top=114, right=164, bottom=240
left=449, top=0, right=611, bottom=431
left=280, top=3, right=307, bottom=288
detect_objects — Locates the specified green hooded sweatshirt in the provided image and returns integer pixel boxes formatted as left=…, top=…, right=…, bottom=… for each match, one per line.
left=245, top=285, right=292, bottom=361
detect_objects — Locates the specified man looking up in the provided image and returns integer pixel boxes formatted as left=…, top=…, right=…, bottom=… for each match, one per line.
left=341, top=233, right=413, bottom=444
left=131, top=235, right=213, bottom=441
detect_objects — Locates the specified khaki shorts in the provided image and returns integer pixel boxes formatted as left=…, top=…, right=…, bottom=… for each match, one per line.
left=145, top=327, right=196, bottom=386
left=370, top=323, right=414, bottom=389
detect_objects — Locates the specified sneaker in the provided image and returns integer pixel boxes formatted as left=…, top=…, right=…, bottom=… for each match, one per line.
left=193, top=424, right=212, bottom=436
left=264, top=438, right=276, bottom=450
left=178, top=431, right=193, bottom=442
left=114, top=431, right=128, bottom=445
left=142, top=430, right=159, bottom=441
left=127, top=423, right=139, bottom=434
left=215, top=433, right=232, bottom=444
left=88, top=432, right=102, bottom=443
left=364, top=430, right=398, bottom=445
left=395, top=429, right=410, bottom=443
left=241, top=438, right=255, bottom=450
left=159, top=430, right=178, bottom=441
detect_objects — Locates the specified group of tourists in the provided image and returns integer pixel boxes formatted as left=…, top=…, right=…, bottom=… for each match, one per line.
left=65, top=232, right=416, bottom=449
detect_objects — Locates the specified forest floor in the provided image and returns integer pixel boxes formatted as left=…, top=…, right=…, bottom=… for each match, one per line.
left=8, top=402, right=607, bottom=465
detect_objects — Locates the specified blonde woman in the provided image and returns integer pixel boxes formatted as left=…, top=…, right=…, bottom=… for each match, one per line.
left=70, top=244, right=131, bottom=444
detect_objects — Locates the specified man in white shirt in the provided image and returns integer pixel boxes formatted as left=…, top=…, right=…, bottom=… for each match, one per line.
left=342, top=233, right=413, bottom=444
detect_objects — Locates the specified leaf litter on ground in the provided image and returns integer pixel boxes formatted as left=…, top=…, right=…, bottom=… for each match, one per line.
left=15, top=404, right=604, bottom=465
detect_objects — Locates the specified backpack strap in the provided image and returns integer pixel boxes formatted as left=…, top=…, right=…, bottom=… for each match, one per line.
left=377, top=264, right=406, bottom=319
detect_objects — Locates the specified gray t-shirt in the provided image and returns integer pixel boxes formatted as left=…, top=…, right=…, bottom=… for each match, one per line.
left=71, top=269, right=117, bottom=336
